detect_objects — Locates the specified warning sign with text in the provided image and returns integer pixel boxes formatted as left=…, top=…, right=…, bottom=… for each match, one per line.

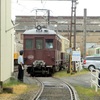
left=72, top=51, right=81, bottom=61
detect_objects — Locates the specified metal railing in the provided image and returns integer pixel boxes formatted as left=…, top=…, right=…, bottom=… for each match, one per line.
left=91, top=69, right=100, bottom=92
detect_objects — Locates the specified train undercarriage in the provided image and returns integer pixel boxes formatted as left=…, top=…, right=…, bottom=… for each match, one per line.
left=26, top=60, right=65, bottom=77
left=27, top=60, right=55, bottom=76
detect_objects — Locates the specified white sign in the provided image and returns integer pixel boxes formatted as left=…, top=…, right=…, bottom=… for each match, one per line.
left=72, top=51, right=81, bottom=61
left=28, top=55, right=34, bottom=60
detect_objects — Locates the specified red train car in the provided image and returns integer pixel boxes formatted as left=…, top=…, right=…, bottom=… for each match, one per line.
left=23, top=25, right=63, bottom=76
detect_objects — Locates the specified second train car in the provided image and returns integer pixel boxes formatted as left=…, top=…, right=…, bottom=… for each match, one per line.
left=23, top=25, right=68, bottom=76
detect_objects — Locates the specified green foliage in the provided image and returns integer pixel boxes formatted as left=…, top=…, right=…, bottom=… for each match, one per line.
left=3, top=77, right=23, bottom=87
left=74, top=85, right=100, bottom=97
left=53, top=69, right=89, bottom=77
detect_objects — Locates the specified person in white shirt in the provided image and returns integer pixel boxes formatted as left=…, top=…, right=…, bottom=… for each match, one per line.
left=18, top=50, right=24, bottom=82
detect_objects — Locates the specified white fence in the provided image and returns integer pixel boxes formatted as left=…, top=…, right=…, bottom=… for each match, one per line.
left=91, top=69, right=100, bottom=92
left=75, top=61, right=83, bottom=72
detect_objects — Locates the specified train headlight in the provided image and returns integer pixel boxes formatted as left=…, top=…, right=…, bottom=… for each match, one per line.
left=36, top=25, right=42, bottom=30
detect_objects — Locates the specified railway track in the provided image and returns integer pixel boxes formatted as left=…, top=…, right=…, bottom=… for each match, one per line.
left=13, top=66, right=79, bottom=100
left=34, top=77, right=79, bottom=100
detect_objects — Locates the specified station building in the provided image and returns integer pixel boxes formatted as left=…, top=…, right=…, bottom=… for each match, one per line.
left=0, top=0, right=14, bottom=82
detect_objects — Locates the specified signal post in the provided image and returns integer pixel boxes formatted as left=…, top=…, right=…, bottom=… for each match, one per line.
left=67, top=0, right=78, bottom=73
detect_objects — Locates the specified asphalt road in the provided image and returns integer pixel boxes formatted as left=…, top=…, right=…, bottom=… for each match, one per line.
left=61, top=72, right=92, bottom=88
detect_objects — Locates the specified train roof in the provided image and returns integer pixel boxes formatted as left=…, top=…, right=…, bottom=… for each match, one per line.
left=23, top=28, right=56, bottom=35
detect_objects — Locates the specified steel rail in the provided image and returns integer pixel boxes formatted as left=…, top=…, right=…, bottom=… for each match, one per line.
left=54, top=77, right=79, bottom=100
left=32, top=78, right=44, bottom=100
left=34, top=77, right=79, bottom=100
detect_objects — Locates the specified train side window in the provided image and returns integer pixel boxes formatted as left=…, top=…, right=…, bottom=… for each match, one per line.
left=25, top=39, right=33, bottom=49
left=36, top=39, right=43, bottom=49
left=45, top=39, right=53, bottom=49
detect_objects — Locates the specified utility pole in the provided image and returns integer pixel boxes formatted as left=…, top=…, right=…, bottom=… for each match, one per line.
left=83, top=9, right=87, bottom=58
left=73, top=0, right=77, bottom=72
left=47, top=10, right=50, bottom=25
left=68, top=0, right=78, bottom=73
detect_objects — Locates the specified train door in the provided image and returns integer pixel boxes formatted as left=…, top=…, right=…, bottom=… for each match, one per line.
left=44, top=39, right=55, bottom=65
left=34, top=38, right=44, bottom=60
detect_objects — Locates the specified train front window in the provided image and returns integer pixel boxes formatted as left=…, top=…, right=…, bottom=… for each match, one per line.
left=36, top=39, right=43, bottom=49
left=46, top=39, right=53, bottom=49
left=25, top=39, right=33, bottom=49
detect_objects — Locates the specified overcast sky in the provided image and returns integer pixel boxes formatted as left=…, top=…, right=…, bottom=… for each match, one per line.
left=11, top=0, right=100, bottom=20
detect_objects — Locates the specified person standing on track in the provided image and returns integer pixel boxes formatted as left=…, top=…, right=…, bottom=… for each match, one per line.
left=18, top=50, right=24, bottom=82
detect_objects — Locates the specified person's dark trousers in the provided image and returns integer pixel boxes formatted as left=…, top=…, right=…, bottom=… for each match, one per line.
left=98, top=73, right=100, bottom=86
left=18, top=64, right=24, bottom=82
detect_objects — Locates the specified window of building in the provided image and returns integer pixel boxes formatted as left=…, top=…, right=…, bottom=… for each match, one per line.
left=36, top=39, right=43, bottom=49
left=25, top=39, right=33, bottom=49
left=45, top=39, right=53, bottom=49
